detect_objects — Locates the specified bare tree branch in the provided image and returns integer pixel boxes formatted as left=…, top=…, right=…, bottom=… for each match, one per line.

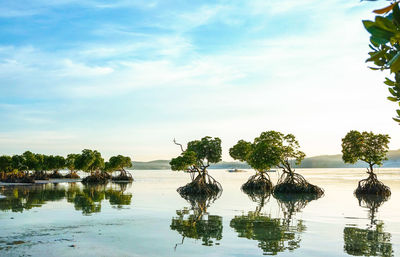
left=173, top=138, right=185, bottom=152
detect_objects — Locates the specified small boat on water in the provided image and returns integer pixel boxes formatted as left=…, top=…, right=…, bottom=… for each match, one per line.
left=227, top=169, right=247, bottom=173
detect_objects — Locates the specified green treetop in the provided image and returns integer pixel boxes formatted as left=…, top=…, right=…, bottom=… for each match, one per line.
left=342, top=130, right=390, bottom=173
left=170, top=136, right=222, bottom=175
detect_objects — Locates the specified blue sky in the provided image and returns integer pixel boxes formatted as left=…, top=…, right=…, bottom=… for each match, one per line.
left=0, top=0, right=399, bottom=161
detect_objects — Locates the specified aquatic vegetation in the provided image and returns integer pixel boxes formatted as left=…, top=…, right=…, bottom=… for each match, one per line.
left=1, top=150, right=133, bottom=183
left=170, top=137, right=222, bottom=197
left=229, top=137, right=274, bottom=193
left=231, top=131, right=323, bottom=195
left=106, top=155, right=134, bottom=182
left=76, top=149, right=108, bottom=184
left=64, top=154, right=81, bottom=179
left=342, top=130, right=391, bottom=197
left=171, top=194, right=222, bottom=247
left=0, top=171, right=34, bottom=183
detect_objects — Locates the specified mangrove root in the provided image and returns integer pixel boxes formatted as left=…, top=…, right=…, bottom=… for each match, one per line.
left=48, top=171, right=64, bottom=179
left=273, top=172, right=324, bottom=197
left=355, top=173, right=391, bottom=197
left=82, top=172, right=111, bottom=184
left=177, top=173, right=222, bottom=197
left=241, top=173, right=273, bottom=194
left=32, top=172, right=49, bottom=180
left=0, top=172, right=34, bottom=183
left=64, top=172, right=80, bottom=179
left=111, top=171, right=133, bottom=182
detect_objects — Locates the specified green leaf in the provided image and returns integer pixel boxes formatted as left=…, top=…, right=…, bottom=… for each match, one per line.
left=384, top=77, right=395, bottom=86
left=375, top=16, right=397, bottom=32
left=393, top=3, right=400, bottom=26
left=396, top=109, right=400, bottom=116
left=389, top=87, right=396, bottom=96
left=363, top=19, right=395, bottom=42
left=392, top=117, right=400, bottom=123
left=370, top=36, right=389, bottom=45
left=389, top=52, right=400, bottom=72
left=388, top=96, right=398, bottom=102
left=366, top=50, right=385, bottom=62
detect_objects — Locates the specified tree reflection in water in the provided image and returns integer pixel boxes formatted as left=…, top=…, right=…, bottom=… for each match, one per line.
left=0, top=184, right=66, bottom=212
left=0, top=182, right=132, bottom=215
left=230, top=192, right=321, bottom=255
left=170, top=193, right=223, bottom=248
left=343, top=194, right=393, bottom=257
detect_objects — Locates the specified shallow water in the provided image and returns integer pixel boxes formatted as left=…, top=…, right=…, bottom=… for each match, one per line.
left=0, top=168, right=399, bottom=257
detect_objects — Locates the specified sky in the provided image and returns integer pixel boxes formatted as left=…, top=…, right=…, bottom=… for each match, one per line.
left=0, top=0, right=399, bottom=161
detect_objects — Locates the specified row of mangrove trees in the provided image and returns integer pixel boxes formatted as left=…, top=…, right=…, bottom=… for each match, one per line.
left=170, top=130, right=392, bottom=199
left=0, top=149, right=133, bottom=183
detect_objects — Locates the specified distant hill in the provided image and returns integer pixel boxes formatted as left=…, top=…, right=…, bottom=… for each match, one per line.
left=129, top=149, right=400, bottom=170
left=131, top=160, right=171, bottom=170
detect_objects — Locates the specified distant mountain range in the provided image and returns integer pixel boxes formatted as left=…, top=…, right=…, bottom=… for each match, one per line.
left=130, top=149, right=400, bottom=170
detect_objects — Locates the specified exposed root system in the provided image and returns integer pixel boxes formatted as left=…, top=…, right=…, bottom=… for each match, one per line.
left=355, top=172, right=391, bottom=197
left=273, top=172, right=324, bottom=197
left=177, top=173, right=222, bottom=197
left=64, top=172, right=80, bottom=179
left=111, top=170, right=133, bottom=182
left=0, top=172, right=34, bottom=183
left=241, top=172, right=273, bottom=194
left=31, top=172, right=49, bottom=180
left=48, top=171, right=64, bottom=179
left=82, top=172, right=110, bottom=184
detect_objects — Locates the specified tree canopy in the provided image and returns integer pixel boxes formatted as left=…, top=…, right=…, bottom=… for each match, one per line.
left=230, top=131, right=305, bottom=173
left=342, top=130, right=390, bottom=171
left=363, top=1, right=400, bottom=123
left=105, top=155, right=132, bottom=172
left=170, top=136, right=222, bottom=173
left=75, top=149, right=105, bottom=174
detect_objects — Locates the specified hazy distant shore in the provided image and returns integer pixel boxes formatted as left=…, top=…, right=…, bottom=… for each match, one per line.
left=131, top=149, right=400, bottom=170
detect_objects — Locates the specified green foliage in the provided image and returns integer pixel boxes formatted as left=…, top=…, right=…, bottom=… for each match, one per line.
left=341, top=130, right=390, bottom=170
left=229, top=140, right=252, bottom=162
left=170, top=151, right=197, bottom=171
left=75, top=149, right=105, bottom=174
left=170, top=136, right=222, bottom=172
left=0, top=155, right=12, bottom=173
left=66, top=153, right=80, bottom=172
left=363, top=3, right=400, bottom=123
left=106, top=155, right=132, bottom=172
left=230, top=131, right=305, bottom=173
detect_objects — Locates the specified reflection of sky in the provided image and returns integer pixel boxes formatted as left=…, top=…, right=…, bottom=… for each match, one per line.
left=0, top=169, right=400, bottom=256
left=0, top=0, right=399, bottom=160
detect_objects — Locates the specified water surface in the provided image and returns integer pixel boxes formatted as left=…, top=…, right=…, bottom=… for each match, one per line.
left=0, top=168, right=399, bottom=256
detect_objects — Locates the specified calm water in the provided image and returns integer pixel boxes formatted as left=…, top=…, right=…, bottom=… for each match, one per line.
left=0, top=169, right=400, bottom=257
